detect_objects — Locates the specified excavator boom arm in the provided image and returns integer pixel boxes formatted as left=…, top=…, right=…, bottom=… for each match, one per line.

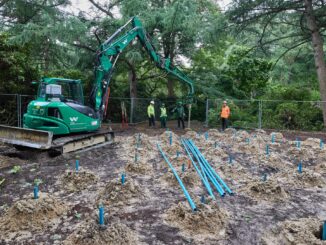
left=92, top=17, right=195, bottom=117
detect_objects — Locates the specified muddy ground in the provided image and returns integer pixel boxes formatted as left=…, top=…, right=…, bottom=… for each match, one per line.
left=0, top=121, right=326, bottom=245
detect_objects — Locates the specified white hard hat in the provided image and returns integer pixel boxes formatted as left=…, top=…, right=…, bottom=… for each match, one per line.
left=223, top=100, right=227, bottom=104
left=150, top=101, right=155, bottom=104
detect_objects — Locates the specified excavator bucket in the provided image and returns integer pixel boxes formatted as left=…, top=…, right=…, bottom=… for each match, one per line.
left=0, top=125, right=53, bottom=149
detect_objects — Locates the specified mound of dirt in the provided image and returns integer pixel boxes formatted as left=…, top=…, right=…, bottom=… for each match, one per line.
left=183, top=130, right=198, bottom=139
left=241, top=179, right=288, bottom=202
left=0, top=193, right=67, bottom=235
left=131, top=133, right=152, bottom=150
left=0, top=154, right=23, bottom=169
left=202, top=146, right=228, bottom=162
left=261, top=218, right=325, bottom=245
left=303, top=137, right=322, bottom=149
left=224, top=128, right=236, bottom=134
left=96, top=178, right=144, bottom=206
left=164, top=201, right=229, bottom=241
left=60, top=170, right=98, bottom=192
left=160, top=131, right=183, bottom=153
left=237, top=130, right=250, bottom=139
left=275, top=169, right=326, bottom=188
left=216, top=164, right=254, bottom=187
left=161, top=168, right=201, bottom=187
left=64, top=220, right=140, bottom=245
left=270, top=132, right=284, bottom=142
left=314, top=162, right=326, bottom=174
left=236, top=142, right=259, bottom=154
left=125, top=161, right=152, bottom=174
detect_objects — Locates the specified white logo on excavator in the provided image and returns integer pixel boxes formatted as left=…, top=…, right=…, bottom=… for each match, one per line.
left=70, top=117, right=78, bottom=122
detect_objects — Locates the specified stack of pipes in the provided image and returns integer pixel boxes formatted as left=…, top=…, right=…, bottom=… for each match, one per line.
left=157, top=144, right=197, bottom=211
left=181, top=138, right=233, bottom=198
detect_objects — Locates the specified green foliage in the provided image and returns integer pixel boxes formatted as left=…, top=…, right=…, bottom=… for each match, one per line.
left=0, top=33, right=40, bottom=94
left=33, top=178, right=43, bottom=186
left=0, top=178, right=5, bottom=187
left=10, top=165, right=21, bottom=174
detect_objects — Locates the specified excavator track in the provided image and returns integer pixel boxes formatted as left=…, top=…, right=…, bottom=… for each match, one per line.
left=0, top=125, right=114, bottom=155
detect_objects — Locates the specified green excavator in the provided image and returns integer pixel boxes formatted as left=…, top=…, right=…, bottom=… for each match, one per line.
left=0, top=17, right=194, bottom=154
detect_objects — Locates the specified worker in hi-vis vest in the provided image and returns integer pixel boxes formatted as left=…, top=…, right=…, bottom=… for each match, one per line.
left=160, top=103, right=167, bottom=128
left=147, top=100, right=155, bottom=127
left=220, top=100, right=230, bottom=131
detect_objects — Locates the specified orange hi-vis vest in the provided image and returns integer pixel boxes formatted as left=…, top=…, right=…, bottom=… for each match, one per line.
left=221, top=106, right=230, bottom=119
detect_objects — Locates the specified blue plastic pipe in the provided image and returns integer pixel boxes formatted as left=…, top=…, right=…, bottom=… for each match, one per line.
left=182, top=163, right=185, bottom=173
left=121, top=173, right=125, bottom=185
left=33, top=185, right=39, bottom=199
left=200, top=195, right=205, bottom=204
left=99, top=206, right=104, bottom=225
left=181, top=139, right=215, bottom=200
left=157, top=144, right=197, bottom=211
left=169, top=132, right=172, bottom=145
left=185, top=140, right=225, bottom=196
left=75, top=159, right=79, bottom=173
left=298, top=161, right=302, bottom=174
left=266, top=145, right=269, bottom=155
left=229, top=155, right=233, bottom=164
left=189, top=139, right=233, bottom=195
left=184, top=141, right=208, bottom=183
left=322, top=221, right=326, bottom=240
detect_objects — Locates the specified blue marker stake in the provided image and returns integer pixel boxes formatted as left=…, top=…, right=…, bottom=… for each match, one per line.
left=182, top=163, right=185, bottom=173
left=99, top=206, right=104, bottom=226
left=215, top=142, right=217, bottom=148
left=271, top=134, right=275, bottom=143
left=266, top=145, right=269, bottom=156
left=322, top=221, right=326, bottom=240
left=75, top=159, right=79, bottom=173
left=229, top=155, right=233, bottom=164
left=296, top=138, right=301, bottom=149
left=33, top=185, right=39, bottom=199
left=200, top=195, right=205, bottom=204
left=121, top=173, right=125, bottom=185
left=169, top=132, right=172, bottom=145
left=262, top=173, right=267, bottom=182
left=135, top=152, right=138, bottom=163
left=205, top=132, right=208, bottom=140
left=298, top=161, right=302, bottom=174
left=320, top=139, right=324, bottom=149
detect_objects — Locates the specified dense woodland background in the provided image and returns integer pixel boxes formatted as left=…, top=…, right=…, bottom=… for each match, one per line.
left=0, top=0, right=326, bottom=130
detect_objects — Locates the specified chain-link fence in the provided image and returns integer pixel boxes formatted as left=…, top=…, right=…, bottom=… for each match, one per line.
left=0, top=94, right=325, bottom=131
left=206, top=99, right=324, bottom=131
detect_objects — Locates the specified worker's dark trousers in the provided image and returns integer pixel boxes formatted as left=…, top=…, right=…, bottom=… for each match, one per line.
left=160, top=116, right=167, bottom=128
left=149, top=116, right=155, bottom=127
left=178, top=117, right=185, bottom=129
left=221, top=118, right=228, bottom=131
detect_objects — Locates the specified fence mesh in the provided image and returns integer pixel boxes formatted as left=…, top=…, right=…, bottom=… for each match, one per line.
left=0, top=94, right=324, bottom=131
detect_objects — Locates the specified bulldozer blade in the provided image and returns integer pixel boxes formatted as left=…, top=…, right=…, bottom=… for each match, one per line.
left=0, top=125, right=53, bottom=149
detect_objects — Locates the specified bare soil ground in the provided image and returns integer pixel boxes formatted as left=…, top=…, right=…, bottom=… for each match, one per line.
left=0, top=121, right=326, bottom=244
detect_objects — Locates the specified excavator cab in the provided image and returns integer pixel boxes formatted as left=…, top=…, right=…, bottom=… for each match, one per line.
left=23, top=77, right=101, bottom=135
left=37, top=78, right=84, bottom=104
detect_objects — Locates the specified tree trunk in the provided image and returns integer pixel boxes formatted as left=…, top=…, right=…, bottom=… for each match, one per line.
left=304, top=0, right=326, bottom=128
left=127, top=62, right=137, bottom=123
left=167, top=79, right=175, bottom=98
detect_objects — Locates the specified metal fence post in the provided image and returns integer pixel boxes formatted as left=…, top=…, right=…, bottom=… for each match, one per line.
left=130, top=97, right=134, bottom=124
left=16, top=94, right=22, bottom=128
left=205, top=98, right=209, bottom=127
left=258, top=100, right=262, bottom=129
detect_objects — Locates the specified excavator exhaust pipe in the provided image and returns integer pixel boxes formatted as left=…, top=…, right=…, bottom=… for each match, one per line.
left=0, top=125, right=53, bottom=149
